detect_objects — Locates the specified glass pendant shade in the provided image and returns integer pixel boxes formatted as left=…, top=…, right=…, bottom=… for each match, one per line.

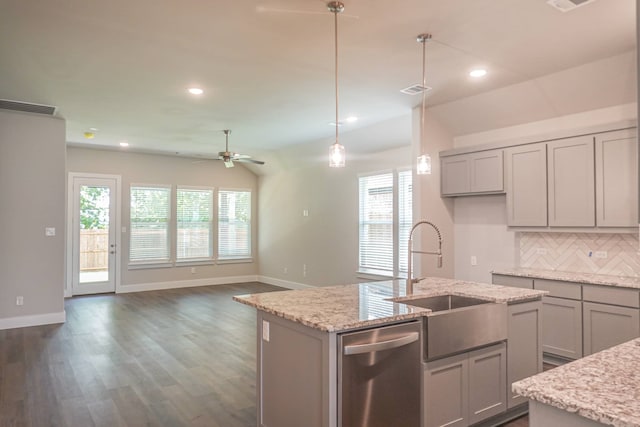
left=417, top=154, right=431, bottom=175
left=329, top=142, right=345, bottom=168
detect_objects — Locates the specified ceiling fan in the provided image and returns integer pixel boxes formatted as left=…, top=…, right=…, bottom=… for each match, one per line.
left=216, top=129, right=265, bottom=168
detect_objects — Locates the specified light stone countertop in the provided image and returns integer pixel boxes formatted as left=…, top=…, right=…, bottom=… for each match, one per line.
left=233, top=277, right=546, bottom=332
left=492, top=267, right=640, bottom=289
left=513, top=338, right=640, bottom=427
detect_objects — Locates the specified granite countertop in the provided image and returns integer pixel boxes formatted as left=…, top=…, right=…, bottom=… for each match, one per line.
left=513, top=338, right=640, bottom=427
left=233, top=277, right=546, bottom=332
left=492, top=267, right=640, bottom=290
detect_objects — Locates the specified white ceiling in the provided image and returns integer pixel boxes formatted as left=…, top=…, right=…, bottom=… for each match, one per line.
left=0, top=0, right=635, bottom=159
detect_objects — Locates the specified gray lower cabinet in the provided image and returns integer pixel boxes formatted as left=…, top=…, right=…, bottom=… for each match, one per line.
left=423, top=342, right=507, bottom=427
left=583, top=301, right=640, bottom=356
left=507, top=301, right=543, bottom=409
left=541, top=296, right=583, bottom=359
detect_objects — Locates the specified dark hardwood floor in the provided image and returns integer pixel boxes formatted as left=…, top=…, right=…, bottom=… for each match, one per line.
left=1, top=283, right=541, bottom=427
left=0, top=283, right=283, bottom=427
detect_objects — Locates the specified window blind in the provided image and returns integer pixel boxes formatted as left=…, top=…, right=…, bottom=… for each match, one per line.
left=218, top=190, right=251, bottom=259
left=177, top=187, right=213, bottom=261
left=130, top=185, right=171, bottom=263
left=398, top=170, right=413, bottom=273
left=359, top=173, right=394, bottom=273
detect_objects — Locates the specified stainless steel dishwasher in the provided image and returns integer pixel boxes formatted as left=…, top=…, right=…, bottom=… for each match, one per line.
left=338, top=321, right=421, bottom=427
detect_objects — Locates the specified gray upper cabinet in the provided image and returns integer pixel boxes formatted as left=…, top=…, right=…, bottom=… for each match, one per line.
left=441, top=150, right=504, bottom=196
left=547, top=135, right=595, bottom=227
left=505, top=142, right=548, bottom=226
left=595, top=129, right=638, bottom=227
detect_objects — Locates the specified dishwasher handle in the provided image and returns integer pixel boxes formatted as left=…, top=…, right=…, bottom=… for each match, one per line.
left=343, top=331, right=419, bottom=356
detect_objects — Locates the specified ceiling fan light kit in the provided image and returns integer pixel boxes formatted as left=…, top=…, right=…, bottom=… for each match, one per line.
left=416, top=33, right=432, bottom=175
left=328, top=1, right=346, bottom=168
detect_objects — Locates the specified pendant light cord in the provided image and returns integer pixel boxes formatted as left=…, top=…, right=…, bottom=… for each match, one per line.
left=420, top=35, right=428, bottom=148
left=334, top=6, right=339, bottom=144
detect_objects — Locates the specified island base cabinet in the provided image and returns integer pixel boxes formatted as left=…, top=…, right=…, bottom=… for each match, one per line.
left=423, top=343, right=506, bottom=427
left=583, top=302, right=640, bottom=356
left=507, top=301, right=543, bottom=409
left=258, top=312, right=336, bottom=427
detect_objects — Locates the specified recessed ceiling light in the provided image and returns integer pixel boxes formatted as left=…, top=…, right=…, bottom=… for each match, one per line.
left=119, top=141, right=129, bottom=147
left=89, top=127, right=98, bottom=131
left=345, top=116, right=358, bottom=123
left=469, top=69, right=488, bottom=78
left=188, top=87, right=204, bottom=95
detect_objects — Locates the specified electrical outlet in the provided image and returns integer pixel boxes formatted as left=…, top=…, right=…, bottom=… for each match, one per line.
left=262, top=320, right=270, bottom=342
left=594, top=251, right=608, bottom=259
left=470, top=256, right=477, bottom=266
left=303, top=264, right=307, bottom=277
left=45, top=227, right=56, bottom=237
left=303, top=209, right=309, bottom=217
left=536, top=248, right=547, bottom=255
left=191, top=267, right=196, bottom=274
left=283, top=267, right=288, bottom=274
left=16, top=296, right=23, bottom=306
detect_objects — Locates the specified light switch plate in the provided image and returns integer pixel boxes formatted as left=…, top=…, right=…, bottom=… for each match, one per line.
left=262, top=320, right=270, bottom=342
left=45, top=227, right=56, bottom=237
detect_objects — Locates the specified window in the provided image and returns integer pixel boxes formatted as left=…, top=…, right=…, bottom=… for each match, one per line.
left=218, top=190, right=251, bottom=259
left=130, top=185, right=171, bottom=264
left=176, top=187, right=213, bottom=261
left=358, top=170, right=412, bottom=277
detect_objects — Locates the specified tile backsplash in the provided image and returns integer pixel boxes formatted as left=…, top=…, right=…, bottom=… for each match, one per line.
left=519, top=232, right=640, bottom=277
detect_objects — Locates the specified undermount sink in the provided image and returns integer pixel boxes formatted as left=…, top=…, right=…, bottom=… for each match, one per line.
left=401, top=294, right=491, bottom=312
left=395, top=294, right=508, bottom=361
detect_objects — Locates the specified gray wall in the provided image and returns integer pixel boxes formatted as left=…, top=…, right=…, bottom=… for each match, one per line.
left=0, top=110, right=66, bottom=324
left=257, top=117, right=417, bottom=287
left=67, top=147, right=259, bottom=290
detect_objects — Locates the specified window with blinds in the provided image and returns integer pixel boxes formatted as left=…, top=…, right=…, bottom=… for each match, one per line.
left=358, top=170, right=412, bottom=277
left=359, top=173, right=394, bottom=274
left=218, top=190, right=251, bottom=259
left=177, top=187, right=213, bottom=261
left=398, top=170, right=413, bottom=273
left=130, top=185, right=171, bottom=263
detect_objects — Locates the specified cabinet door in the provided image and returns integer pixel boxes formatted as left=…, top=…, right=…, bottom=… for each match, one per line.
left=541, top=296, right=583, bottom=359
left=547, top=136, right=595, bottom=227
left=441, top=155, right=471, bottom=195
left=595, top=129, right=638, bottom=227
left=468, top=343, right=507, bottom=424
left=583, top=302, right=640, bottom=356
left=505, top=143, right=548, bottom=226
left=470, top=150, right=504, bottom=193
left=507, top=301, right=543, bottom=409
left=424, top=353, right=468, bottom=427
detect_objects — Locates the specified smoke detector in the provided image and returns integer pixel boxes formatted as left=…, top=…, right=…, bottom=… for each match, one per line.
left=546, top=0, right=597, bottom=12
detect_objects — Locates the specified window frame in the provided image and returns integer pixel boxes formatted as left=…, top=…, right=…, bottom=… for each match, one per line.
left=128, top=183, right=172, bottom=268
left=217, top=188, right=253, bottom=262
left=357, top=168, right=412, bottom=280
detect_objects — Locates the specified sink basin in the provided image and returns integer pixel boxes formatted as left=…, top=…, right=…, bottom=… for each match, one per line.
left=401, top=294, right=490, bottom=312
left=395, top=294, right=507, bottom=361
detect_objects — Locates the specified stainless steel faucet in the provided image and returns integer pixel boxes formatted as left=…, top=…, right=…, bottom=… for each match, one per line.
left=406, top=220, right=443, bottom=294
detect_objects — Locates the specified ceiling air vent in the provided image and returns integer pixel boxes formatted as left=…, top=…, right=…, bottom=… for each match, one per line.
left=546, top=0, right=597, bottom=12
left=0, top=99, right=57, bottom=116
left=400, top=84, right=432, bottom=96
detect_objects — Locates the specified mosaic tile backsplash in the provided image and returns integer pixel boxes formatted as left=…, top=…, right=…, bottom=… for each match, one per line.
left=519, top=232, right=640, bottom=277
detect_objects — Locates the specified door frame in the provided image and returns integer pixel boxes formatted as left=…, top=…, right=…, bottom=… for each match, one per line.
left=66, top=172, right=122, bottom=297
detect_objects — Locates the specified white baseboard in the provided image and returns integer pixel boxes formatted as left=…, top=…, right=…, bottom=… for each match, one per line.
left=258, top=276, right=313, bottom=290
left=0, top=310, right=66, bottom=331
left=117, top=275, right=260, bottom=294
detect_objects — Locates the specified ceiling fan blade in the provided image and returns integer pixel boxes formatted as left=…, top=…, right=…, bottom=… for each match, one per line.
left=255, top=5, right=359, bottom=18
left=235, top=158, right=266, bottom=165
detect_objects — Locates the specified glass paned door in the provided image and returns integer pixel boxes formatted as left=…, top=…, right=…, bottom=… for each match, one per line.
left=72, top=177, right=117, bottom=295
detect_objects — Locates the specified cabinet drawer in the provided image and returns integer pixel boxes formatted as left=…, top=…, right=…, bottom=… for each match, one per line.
left=534, top=279, right=581, bottom=300
left=492, top=274, right=533, bottom=289
left=583, top=285, right=640, bottom=308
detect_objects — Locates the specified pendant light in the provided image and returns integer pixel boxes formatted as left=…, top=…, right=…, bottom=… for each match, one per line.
left=416, top=33, right=432, bottom=175
left=328, top=1, right=345, bottom=168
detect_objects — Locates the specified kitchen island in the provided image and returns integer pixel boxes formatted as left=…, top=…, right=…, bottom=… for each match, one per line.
left=234, top=277, right=546, bottom=427
left=513, top=338, right=640, bottom=427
